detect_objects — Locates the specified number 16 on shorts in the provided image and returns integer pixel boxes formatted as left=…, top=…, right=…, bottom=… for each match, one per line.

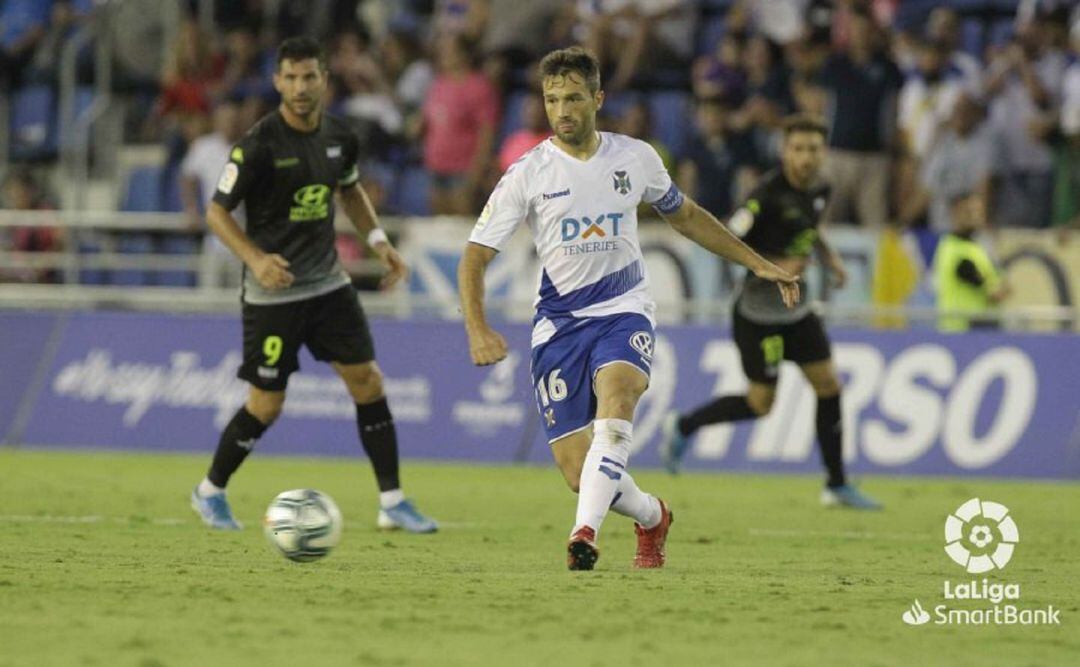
left=536, top=369, right=567, bottom=428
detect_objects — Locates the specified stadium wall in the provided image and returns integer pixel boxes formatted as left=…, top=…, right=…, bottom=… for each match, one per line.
left=2, top=310, right=1078, bottom=480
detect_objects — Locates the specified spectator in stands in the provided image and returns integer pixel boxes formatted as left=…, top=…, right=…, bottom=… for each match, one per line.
left=433, top=0, right=489, bottom=42
left=618, top=101, right=674, bottom=170
left=331, top=32, right=403, bottom=160
left=924, top=7, right=982, bottom=93
left=817, top=7, right=903, bottom=227
left=677, top=97, right=758, bottom=220
left=479, top=0, right=563, bottom=89
left=0, top=170, right=62, bottom=283
left=218, top=26, right=273, bottom=102
left=898, top=37, right=965, bottom=161
left=902, top=93, right=995, bottom=232
left=0, top=0, right=51, bottom=87
left=933, top=191, right=1010, bottom=333
left=26, top=0, right=92, bottom=85
left=985, top=9, right=1068, bottom=228
left=379, top=29, right=434, bottom=116
left=419, top=35, right=498, bottom=215
left=179, top=98, right=245, bottom=288
left=155, top=19, right=223, bottom=120
left=692, top=31, right=747, bottom=104
left=1052, top=15, right=1080, bottom=230
left=575, top=0, right=696, bottom=91
left=497, top=95, right=549, bottom=172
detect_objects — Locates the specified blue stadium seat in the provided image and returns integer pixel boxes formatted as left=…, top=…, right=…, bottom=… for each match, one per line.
left=77, top=236, right=109, bottom=285
left=393, top=167, right=431, bottom=216
left=697, top=15, right=725, bottom=56
left=961, top=19, right=984, bottom=58
left=648, top=92, right=692, bottom=159
left=121, top=166, right=165, bottom=212
left=499, top=91, right=531, bottom=144
left=155, top=235, right=199, bottom=287
left=10, top=85, right=57, bottom=160
left=110, top=234, right=154, bottom=286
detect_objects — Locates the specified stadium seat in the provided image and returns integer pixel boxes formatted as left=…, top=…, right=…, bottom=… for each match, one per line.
left=393, top=167, right=431, bottom=216
left=121, top=166, right=165, bottom=212
left=960, top=19, right=984, bottom=58
left=10, top=85, right=57, bottom=160
left=155, top=235, right=199, bottom=287
left=110, top=233, right=154, bottom=286
left=648, top=91, right=692, bottom=158
left=697, top=15, right=726, bottom=56
left=76, top=236, right=109, bottom=285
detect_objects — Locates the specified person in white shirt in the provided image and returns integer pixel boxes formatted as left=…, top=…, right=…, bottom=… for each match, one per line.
left=180, top=98, right=246, bottom=288
left=458, top=47, right=799, bottom=571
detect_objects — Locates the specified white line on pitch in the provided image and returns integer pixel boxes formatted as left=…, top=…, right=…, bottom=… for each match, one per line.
left=0, top=514, right=186, bottom=526
left=749, top=527, right=929, bottom=542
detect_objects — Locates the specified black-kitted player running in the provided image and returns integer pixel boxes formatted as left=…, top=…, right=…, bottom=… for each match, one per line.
left=659, top=114, right=882, bottom=510
left=191, top=37, right=437, bottom=532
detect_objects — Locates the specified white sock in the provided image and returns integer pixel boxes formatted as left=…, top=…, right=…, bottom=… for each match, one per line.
left=379, top=489, right=405, bottom=510
left=573, top=418, right=633, bottom=537
left=198, top=477, right=224, bottom=497
left=609, top=470, right=662, bottom=529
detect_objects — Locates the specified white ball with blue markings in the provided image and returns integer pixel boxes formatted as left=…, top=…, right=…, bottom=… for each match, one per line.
left=263, top=489, right=343, bottom=562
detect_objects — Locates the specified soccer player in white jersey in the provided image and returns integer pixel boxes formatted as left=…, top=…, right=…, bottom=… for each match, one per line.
left=458, top=47, right=800, bottom=571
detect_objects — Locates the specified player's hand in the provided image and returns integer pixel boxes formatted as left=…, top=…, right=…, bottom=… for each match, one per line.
left=467, top=325, right=509, bottom=366
left=373, top=243, right=409, bottom=290
left=753, top=263, right=801, bottom=308
left=250, top=253, right=294, bottom=290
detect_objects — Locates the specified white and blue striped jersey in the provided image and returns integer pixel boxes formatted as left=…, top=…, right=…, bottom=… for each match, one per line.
left=468, top=132, right=684, bottom=347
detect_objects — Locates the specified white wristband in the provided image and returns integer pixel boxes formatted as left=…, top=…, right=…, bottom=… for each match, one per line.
left=367, top=228, right=389, bottom=247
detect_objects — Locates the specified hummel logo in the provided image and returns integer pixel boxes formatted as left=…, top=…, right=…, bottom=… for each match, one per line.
left=543, top=189, right=570, bottom=200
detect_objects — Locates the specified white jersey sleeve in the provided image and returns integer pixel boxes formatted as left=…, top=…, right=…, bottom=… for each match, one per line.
left=633, top=139, right=684, bottom=214
left=469, top=163, right=530, bottom=251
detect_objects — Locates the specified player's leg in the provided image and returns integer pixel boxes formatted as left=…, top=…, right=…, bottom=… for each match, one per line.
left=193, top=301, right=300, bottom=529
left=309, top=286, right=436, bottom=533
left=792, top=315, right=881, bottom=510
left=660, top=308, right=778, bottom=473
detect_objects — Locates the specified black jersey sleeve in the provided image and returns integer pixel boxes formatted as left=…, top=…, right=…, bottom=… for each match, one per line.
left=338, top=130, right=361, bottom=187
left=211, top=134, right=270, bottom=211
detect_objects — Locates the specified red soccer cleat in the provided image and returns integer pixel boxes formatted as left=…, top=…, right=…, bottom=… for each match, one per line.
left=633, top=499, right=673, bottom=569
left=567, top=526, right=600, bottom=571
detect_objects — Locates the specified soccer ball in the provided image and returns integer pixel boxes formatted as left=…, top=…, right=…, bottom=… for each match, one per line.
left=263, top=489, right=343, bottom=562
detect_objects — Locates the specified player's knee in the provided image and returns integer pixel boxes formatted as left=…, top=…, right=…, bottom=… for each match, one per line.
left=812, top=375, right=842, bottom=398
left=747, top=387, right=775, bottom=415
left=247, top=391, right=284, bottom=424
left=347, top=365, right=384, bottom=403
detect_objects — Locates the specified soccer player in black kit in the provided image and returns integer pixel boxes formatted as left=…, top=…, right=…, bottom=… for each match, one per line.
left=659, top=114, right=882, bottom=510
left=190, top=37, right=437, bottom=532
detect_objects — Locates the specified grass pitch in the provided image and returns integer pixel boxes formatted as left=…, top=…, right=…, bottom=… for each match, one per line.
left=0, top=449, right=1076, bottom=667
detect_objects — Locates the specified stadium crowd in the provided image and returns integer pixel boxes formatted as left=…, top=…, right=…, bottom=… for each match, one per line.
left=2, top=0, right=1080, bottom=283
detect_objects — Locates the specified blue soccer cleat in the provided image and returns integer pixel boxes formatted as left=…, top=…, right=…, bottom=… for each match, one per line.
left=377, top=499, right=438, bottom=533
left=191, top=486, right=243, bottom=530
left=659, top=411, right=690, bottom=475
left=820, top=484, right=883, bottom=511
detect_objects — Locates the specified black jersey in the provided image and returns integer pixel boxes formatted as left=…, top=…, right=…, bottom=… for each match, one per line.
left=729, top=169, right=831, bottom=324
left=212, top=110, right=362, bottom=304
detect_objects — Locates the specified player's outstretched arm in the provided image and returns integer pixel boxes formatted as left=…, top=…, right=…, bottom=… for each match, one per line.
left=458, top=242, right=508, bottom=366
left=337, top=184, right=408, bottom=290
left=661, top=195, right=801, bottom=308
left=206, top=201, right=293, bottom=290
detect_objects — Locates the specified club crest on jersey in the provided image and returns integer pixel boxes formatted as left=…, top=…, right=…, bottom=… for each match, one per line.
left=613, top=170, right=631, bottom=195
left=629, top=331, right=654, bottom=364
left=326, top=145, right=342, bottom=159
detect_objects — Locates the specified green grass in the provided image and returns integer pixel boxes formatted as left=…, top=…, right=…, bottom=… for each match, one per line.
left=0, top=449, right=1077, bottom=667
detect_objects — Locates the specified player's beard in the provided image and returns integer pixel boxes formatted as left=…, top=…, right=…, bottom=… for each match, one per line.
left=555, top=118, right=591, bottom=146
left=286, top=96, right=321, bottom=121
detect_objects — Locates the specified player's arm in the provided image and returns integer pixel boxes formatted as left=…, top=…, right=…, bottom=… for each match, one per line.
left=206, top=201, right=293, bottom=290
left=458, top=242, right=509, bottom=366
left=336, top=183, right=408, bottom=290
left=814, top=229, right=847, bottom=289
left=661, top=195, right=801, bottom=308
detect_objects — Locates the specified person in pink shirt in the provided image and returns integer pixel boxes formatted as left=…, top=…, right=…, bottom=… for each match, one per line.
left=421, top=35, right=499, bottom=214
left=497, top=95, right=550, bottom=172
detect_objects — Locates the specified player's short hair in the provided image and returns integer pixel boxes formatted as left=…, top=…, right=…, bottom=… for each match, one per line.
left=277, top=37, right=326, bottom=70
left=782, top=113, right=828, bottom=140
left=538, top=47, right=601, bottom=94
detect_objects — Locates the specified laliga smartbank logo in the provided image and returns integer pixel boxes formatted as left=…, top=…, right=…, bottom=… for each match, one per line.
left=901, top=498, right=1060, bottom=627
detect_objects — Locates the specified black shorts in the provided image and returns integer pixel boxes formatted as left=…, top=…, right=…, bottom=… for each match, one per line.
left=732, top=304, right=832, bottom=385
left=239, top=285, right=375, bottom=391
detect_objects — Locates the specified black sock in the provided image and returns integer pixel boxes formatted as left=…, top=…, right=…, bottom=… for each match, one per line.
left=816, top=394, right=846, bottom=488
left=677, top=395, right=758, bottom=437
left=356, top=398, right=400, bottom=493
left=207, top=407, right=269, bottom=488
